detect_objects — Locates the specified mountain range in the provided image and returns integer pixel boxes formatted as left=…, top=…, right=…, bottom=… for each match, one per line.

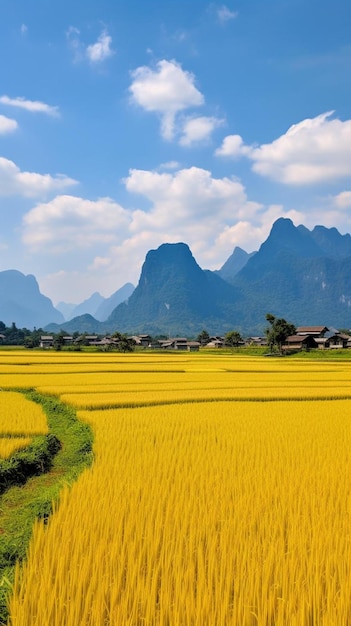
left=56, top=283, right=135, bottom=322
left=2, top=218, right=351, bottom=335
left=0, top=270, right=64, bottom=329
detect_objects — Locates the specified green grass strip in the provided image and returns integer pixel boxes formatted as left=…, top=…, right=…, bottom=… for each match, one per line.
left=0, top=433, right=61, bottom=497
left=0, top=390, right=93, bottom=625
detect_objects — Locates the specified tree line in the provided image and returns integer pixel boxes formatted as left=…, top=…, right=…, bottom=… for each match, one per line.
left=0, top=313, right=301, bottom=353
left=197, top=314, right=297, bottom=353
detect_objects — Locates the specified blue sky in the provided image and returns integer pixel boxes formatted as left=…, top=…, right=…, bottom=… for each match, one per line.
left=1, top=0, right=351, bottom=304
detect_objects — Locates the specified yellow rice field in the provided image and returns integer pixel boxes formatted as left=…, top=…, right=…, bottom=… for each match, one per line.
left=2, top=349, right=351, bottom=624
left=0, top=391, right=48, bottom=436
left=0, top=437, right=32, bottom=459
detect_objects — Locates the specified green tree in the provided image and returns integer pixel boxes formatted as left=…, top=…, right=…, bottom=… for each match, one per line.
left=197, top=329, right=210, bottom=345
left=111, top=331, right=135, bottom=352
left=224, top=330, right=242, bottom=347
left=265, top=313, right=296, bottom=353
left=53, top=331, right=66, bottom=351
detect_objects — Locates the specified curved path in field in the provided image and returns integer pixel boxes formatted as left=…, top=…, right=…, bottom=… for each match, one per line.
left=0, top=390, right=93, bottom=625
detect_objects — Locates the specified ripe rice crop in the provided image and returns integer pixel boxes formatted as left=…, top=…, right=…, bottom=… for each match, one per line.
left=59, top=381, right=351, bottom=408
left=9, top=399, right=351, bottom=625
left=4, top=350, right=351, bottom=624
left=0, top=391, right=48, bottom=435
left=0, top=437, right=32, bottom=458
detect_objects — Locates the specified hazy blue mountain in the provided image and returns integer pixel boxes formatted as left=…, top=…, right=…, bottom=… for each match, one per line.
left=0, top=270, right=64, bottom=329
left=56, top=301, right=77, bottom=320
left=56, top=284, right=135, bottom=322
left=45, top=314, right=101, bottom=334
left=70, top=292, right=105, bottom=319
left=308, top=224, right=351, bottom=258
left=217, top=246, right=256, bottom=282
left=94, top=283, right=135, bottom=321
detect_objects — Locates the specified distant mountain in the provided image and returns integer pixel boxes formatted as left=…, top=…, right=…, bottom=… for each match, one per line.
left=70, top=292, right=105, bottom=319
left=0, top=270, right=64, bottom=329
left=229, top=218, right=351, bottom=331
left=216, top=246, right=256, bottom=282
left=56, top=284, right=135, bottom=322
left=42, top=218, right=351, bottom=336
left=56, top=301, right=76, bottom=320
left=103, top=243, right=239, bottom=336
left=46, top=314, right=102, bottom=334
left=94, top=283, right=135, bottom=321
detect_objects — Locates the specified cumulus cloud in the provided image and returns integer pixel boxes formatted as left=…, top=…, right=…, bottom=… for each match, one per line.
left=215, top=134, right=252, bottom=158
left=86, top=30, right=114, bottom=63
left=179, top=116, right=224, bottom=146
left=22, top=195, right=131, bottom=251
left=129, top=59, right=204, bottom=140
left=22, top=165, right=306, bottom=303
left=125, top=166, right=264, bottom=265
left=0, top=95, right=59, bottom=117
left=251, top=112, right=351, bottom=184
left=0, top=115, right=18, bottom=134
left=0, top=157, right=77, bottom=197
left=216, top=112, right=351, bottom=185
left=214, top=205, right=303, bottom=255
left=332, top=191, right=351, bottom=209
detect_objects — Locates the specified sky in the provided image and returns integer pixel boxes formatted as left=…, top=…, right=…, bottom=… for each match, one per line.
left=1, top=0, right=351, bottom=305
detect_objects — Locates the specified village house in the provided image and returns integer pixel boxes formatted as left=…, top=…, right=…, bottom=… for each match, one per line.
left=40, top=335, right=54, bottom=348
left=316, top=333, right=350, bottom=349
left=205, top=336, right=225, bottom=348
left=62, top=336, right=74, bottom=345
left=186, top=341, right=201, bottom=352
left=284, top=325, right=351, bottom=351
left=128, top=334, right=152, bottom=347
left=246, top=336, right=267, bottom=347
left=158, top=338, right=200, bottom=351
left=76, top=335, right=99, bottom=345
left=295, top=326, right=329, bottom=338
left=283, top=334, right=318, bottom=352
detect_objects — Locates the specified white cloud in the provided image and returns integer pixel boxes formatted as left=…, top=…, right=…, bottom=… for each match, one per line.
left=216, top=112, right=351, bottom=185
left=123, top=167, right=311, bottom=271
left=216, top=5, right=238, bottom=23
left=0, top=95, right=60, bottom=117
left=0, top=157, right=77, bottom=197
left=129, top=59, right=204, bottom=140
left=26, top=166, right=274, bottom=302
left=86, top=30, right=114, bottom=63
left=20, top=24, right=27, bottom=35
left=215, top=134, right=252, bottom=157
left=67, top=27, right=114, bottom=65
left=0, top=115, right=18, bottom=134
left=21, top=165, right=310, bottom=303
left=332, top=191, right=351, bottom=209
left=251, top=112, right=351, bottom=184
left=125, top=166, right=264, bottom=266
left=22, top=195, right=131, bottom=251
left=179, top=116, right=224, bottom=146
